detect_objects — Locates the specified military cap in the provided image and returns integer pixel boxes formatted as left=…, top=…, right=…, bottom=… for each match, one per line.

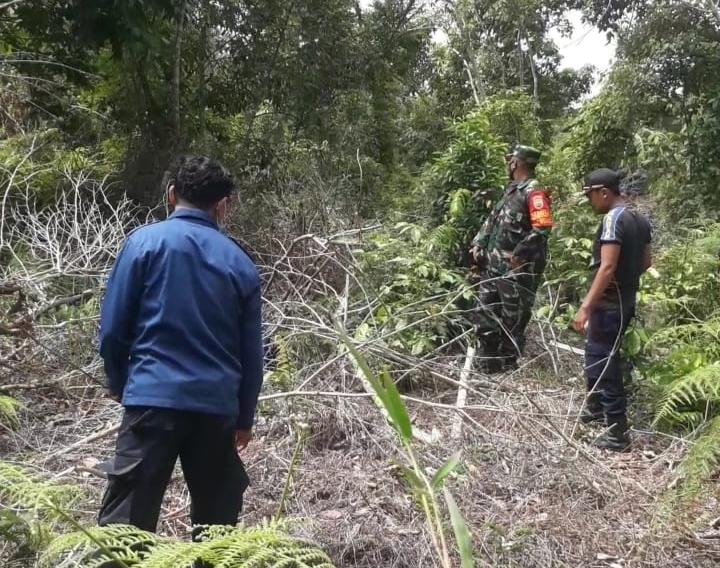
left=505, top=145, right=541, bottom=165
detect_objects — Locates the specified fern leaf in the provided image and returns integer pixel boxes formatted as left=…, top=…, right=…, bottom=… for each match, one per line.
left=0, top=462, right=83, bottom=518
left=654, top=363, right=720, bottom=427
left=676, top=415, right=720, bottom=501
left=42, top=523, right=337, bottom=568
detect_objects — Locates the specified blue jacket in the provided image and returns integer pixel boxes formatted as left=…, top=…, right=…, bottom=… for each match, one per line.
left=99, top=208, right=263, bottom=430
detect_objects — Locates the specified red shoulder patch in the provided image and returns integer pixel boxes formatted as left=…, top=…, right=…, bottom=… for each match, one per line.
left=527, top=189, right=553, bottom=229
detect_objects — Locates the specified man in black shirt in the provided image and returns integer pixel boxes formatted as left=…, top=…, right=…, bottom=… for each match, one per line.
left=573, top=168, right=652, bottom=451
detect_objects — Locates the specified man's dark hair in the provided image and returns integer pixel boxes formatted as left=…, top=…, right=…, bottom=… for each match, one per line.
left=165, top=155, right=235, bottom=209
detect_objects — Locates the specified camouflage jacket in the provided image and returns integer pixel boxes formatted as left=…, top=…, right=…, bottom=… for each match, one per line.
left=471, top=178, right=553, bottom=276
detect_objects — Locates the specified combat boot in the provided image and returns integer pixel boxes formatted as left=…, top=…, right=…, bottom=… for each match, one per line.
left=592, top=414, right=630, bottom=452
left=479, top=357, right=503, bottom=374
left=580, top=392, right=604, bottom=424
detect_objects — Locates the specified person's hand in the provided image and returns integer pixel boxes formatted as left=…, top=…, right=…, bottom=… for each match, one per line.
left=109, top=392, right=121, bottom=403
left=235, top=429, right=252, bottom=452
left=573, top=306, right=590, bottom=334
left=510, top=256, right=522, bottom=269
left=470, top=246, right=481, bottom=263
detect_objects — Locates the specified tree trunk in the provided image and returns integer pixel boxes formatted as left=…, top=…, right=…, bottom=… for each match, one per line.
left=172, top=0, right=187, bottom=145
left=198, top=0, right=210, bottom=145
left=528, top=52, right=539, bottom=110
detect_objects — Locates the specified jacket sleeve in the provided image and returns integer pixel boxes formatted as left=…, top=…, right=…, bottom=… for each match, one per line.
left=236, top=281, right=264, bottom=430
left=99, top=239, right=144, bottom=397
left=512, top=188, right=553, bottom=262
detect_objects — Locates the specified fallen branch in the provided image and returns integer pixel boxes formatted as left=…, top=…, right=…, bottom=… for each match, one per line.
left=451, top=343, right=476, bottom=440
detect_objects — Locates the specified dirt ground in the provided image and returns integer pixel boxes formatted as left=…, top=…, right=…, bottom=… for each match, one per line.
left=2, top=330, right=719, bottom=568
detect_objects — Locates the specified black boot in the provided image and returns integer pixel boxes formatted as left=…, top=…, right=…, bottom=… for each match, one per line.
left=580, top=393, right=604, bottom=424
left=593, top=414, right=630, bottom=451
left=479, top=357, right=503, bottom=374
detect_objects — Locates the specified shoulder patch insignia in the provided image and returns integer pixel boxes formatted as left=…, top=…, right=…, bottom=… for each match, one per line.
left=527, top=189, right=553, bottom=229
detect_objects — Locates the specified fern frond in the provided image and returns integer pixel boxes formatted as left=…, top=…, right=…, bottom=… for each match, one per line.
left=41, top=523, right=336, bottom=568
left=654, top=364, right=720, bottom=427
left=427, top=224, right=459, bottom=254
left=0, top=462, right=83, bottom=518
left=41, top=524, right=158, bottom=567
left=680, top=415, right=720, bottom=496
left=647, top=317, right=720, bottom=350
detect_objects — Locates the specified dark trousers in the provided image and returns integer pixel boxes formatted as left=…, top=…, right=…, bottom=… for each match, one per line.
left=98, top=407, right=249, bottom=533
left=585, top=305, right=634, bottom=417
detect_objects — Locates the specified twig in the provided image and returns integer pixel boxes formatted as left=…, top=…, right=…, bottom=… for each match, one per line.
left=48, top=423, right=120, bottom=458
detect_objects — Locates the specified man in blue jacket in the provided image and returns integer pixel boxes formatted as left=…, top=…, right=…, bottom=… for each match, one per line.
left=98, top=156, right=263, bottom=534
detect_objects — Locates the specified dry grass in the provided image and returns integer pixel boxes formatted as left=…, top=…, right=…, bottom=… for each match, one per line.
left=2, top=335, right=719, bottom=567
left=2, top=217, right=719, bottom=567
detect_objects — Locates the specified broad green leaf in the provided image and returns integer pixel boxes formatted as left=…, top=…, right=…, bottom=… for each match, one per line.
left=443, top=488, right=474, bottom=568
left=431, top=452, right=461, bottom=489
left=379, top=370, right=413, bottom=441
left=339, top=331, right=389, bottom=410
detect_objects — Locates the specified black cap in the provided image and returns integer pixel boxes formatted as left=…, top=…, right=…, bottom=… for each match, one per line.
left=584, top=168, right=620, bottom=193
left=506, top=145, right=541, bottom=165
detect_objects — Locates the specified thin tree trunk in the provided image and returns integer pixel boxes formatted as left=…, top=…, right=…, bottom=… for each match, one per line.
left=526, top=37, right=539, bottom=110
left=172, top=0, right=187, bottom=144
left=198, top=0, right=210, bottom=145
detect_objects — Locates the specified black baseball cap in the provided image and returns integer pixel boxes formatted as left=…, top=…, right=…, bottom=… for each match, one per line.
left=583, top=168, right=620, bottom=194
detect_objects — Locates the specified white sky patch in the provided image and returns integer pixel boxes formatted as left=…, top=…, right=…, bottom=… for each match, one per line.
left=551, top=10, right=616, bottom=84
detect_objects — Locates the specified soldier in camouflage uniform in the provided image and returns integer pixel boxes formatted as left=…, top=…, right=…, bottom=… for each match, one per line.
left=469, top=146, right=553, bottom=372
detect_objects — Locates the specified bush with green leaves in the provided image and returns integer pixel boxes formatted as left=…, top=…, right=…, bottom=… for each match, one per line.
left=422, top=110, right=505, bottom=234
left=355, top=222, right=472, bottom=356
left=623, top=225, right=720, bottom=494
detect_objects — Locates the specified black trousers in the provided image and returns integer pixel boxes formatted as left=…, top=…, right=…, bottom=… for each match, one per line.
left=98, top=407, right=249, bottom=533
left=585, top=305, right=634, bottom=417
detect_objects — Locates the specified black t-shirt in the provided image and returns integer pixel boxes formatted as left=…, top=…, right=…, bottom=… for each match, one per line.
left=590, top=205, right=652, bottom=307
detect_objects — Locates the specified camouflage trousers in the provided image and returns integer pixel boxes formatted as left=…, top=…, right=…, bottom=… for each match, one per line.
left=470, top=270, right=540, bottom=369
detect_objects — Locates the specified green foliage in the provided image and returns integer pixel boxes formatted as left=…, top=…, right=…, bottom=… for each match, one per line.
left=654, top=363, right=720, bottom=428
left=677, top=415, right=720, bottom=497
left=443, top=488, right=474, bottom=568
left=355, top=223, right=471, bottom=356
left=264, top=335, right=296, bottom=392
left=0, top=462, right=84, bottom=555
left=40, top=522, right=335, bottom=568
left=0, top=130, right=122, bottom=205
left=639, top=225, right=720, bottom=324
left=479, top=92, right=543, bottom=149
left=543, top=199, right=596, bottom=308
left=424, top=110, right=505, bottom=205
left=0, top=395, right=22, bottom=429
